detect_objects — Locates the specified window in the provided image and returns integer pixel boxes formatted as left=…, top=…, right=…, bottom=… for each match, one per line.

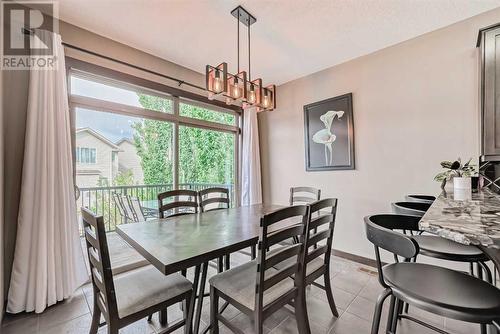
left=69, top=70, right=240, bottom=231
left=76, top=147, right=96, bottom=164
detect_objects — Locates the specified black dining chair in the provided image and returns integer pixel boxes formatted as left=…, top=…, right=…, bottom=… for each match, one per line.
left=289, top=186, right=321, bottom=244
left=199, top=187, right=232, bottom=272
left=209, top=205, right=311, bottom=334
left=158, top=189, right=198, bottom=218
left=391, top=202, right=493, bottom=284
left=82, top=208, right=194, bottom=334
left=272, top=198, right=339, bottom=317
left=365, top=214, right=500, bottom=334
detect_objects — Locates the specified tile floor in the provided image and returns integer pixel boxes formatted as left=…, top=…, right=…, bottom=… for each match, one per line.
left=0, top=254, right=487, bottom=334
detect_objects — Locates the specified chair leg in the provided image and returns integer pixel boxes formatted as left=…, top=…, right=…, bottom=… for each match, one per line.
left=386, top=295, right=396, bottom=334
left=107, top=324, right=119, bottom=334
left=217, top=257, right=223, bottom=273
left=370, top=289, right=391, bottom=334
left=254, top=310, right=265, bottom=334
left=479, top=261, right=493, bottom=284
left=480, top=324, right=487, bottom=334
left=224, top=254, right=230, bottom=271
left=295, top=288, right=311, bottom=334
left=391, top=298, right=403, bottom=334
left=210, top=286, right=219, bottom=334
left=159, top=309, right=168, bottom=326
left=147, top=314, right=152, bottom=322
left=251, top=245, right=256, bottom=260
left=184, top=291, right=193, bottom=334
left=323, top=271, right=339, bottom=317
left=89, top=297, right=101, bottom=334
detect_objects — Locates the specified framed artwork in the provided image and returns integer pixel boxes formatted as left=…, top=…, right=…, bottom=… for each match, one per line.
left=303, top=93, right=355, bottom=171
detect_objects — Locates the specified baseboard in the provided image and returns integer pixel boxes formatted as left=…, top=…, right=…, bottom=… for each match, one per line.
left=332, top=249, right=379, bottom=269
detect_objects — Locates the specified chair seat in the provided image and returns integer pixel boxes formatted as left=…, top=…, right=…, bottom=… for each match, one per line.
left=383, top=262, right=500, bottom=323
left=115, top=266, right=192, bottom=319
left=208, top=260, right=294, bottom=311
left=412, top=235, right=488, bottom=262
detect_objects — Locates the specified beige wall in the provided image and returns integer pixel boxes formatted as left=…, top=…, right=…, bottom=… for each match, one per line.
left=259, top=8, right=500, bottom=260
left=2, top=19, right=206, bottom=301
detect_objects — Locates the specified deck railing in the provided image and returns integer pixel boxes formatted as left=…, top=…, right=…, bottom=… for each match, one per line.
left=77, top=183, right=235, bottom=232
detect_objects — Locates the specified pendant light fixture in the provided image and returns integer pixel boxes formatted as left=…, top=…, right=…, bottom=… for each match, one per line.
left=206, top=6, right=276, bottom=111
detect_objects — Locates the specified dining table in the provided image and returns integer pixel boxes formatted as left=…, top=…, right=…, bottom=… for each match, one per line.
left=419, top=187, right=500, bottom=274
left=116, top=203, right=285, bottom=333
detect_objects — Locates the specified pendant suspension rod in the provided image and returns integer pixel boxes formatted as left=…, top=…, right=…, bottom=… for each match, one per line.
left=248, top=22, right=251, bottom=81
left=237, top=14, right=240, bottom=73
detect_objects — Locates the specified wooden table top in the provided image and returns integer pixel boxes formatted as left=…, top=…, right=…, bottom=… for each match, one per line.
left=116, top=204, right=284, bottom=275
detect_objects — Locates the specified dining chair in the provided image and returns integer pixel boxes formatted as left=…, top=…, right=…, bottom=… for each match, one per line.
left=209, top=205, right=311, bottom=334
left=198, top=187, right=232, bottom=272
left=158, top=189, right=198, bottom=218
left=405, top=194, right=436, bottom=204
left=365, top=214, right=500, bottom=334
left=272, top=198, right=339, bottom=317
left=290, top=186, right=321, bottom=205
left=81, top=207, right=194, bottom=334
left=289, top=186, right=320, bottom=244
left=198, top=187, right=230, bottom=212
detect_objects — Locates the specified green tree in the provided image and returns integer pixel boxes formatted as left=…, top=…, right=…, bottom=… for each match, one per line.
left=113, top=169, right=135, bottom=186
left=134, top=95, right=234, bottom=186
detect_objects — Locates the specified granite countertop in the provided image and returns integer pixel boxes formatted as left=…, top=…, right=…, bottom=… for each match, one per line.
left=419, top=188, right=500, bottom=249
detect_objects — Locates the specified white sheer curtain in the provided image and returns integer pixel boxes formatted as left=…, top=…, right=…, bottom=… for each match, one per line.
left=7, top=30, right=88, bottom=314
left=240, top=107, right=262, bottom=206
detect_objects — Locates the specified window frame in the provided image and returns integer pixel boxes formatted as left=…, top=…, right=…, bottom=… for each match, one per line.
left=67, top=59, right=241, bottom=206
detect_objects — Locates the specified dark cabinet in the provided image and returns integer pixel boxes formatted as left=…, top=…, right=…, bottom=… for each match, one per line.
left=478, top=24, right=500, bottom=159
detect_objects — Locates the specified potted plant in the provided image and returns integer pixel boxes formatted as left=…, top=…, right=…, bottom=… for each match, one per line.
left=434, top=158, right=476, bottom=191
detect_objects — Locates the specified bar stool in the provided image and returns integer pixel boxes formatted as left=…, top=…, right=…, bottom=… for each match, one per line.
left=365, top=214, right=500, bottom=334
left=391, top=203, right=493, bottom=284
left=405, top=194, right=436, bottom=204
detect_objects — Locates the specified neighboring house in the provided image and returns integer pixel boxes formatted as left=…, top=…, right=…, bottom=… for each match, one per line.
left=75, top=128, right=121, bottom=188
left=116, top=138, right=144, bottom=184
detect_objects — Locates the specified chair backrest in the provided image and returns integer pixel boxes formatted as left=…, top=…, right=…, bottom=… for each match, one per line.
left=81, top=207, right=117, bottom=322
left=112, top=192, right=126, bottom=218
left=121, top=194, right=137, bottom=222
left=158, top=189, right=198, bottom=218
left=304, top=199, right=337, bottom=278
left=391, top=201, right=431, bottom=217
left=255, top=205, right=310, bottom=313
left=405, top=195, right=435, bottom=204
left=289, top=187, right=321, bottom=205
left=198, top=187, right=230, bottom=212
left=128, top=196, right=146, bottom=222
left=364, top=214, right=420, bottom=287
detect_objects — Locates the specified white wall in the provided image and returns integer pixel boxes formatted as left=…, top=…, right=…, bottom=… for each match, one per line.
left=259, top=8, right=500, bottom=260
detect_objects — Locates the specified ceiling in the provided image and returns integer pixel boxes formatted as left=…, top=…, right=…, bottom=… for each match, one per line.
left=58, top=0, right=500, bottom=85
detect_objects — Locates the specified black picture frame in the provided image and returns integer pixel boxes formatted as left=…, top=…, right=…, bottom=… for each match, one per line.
left=303, top=93, right=355, bottom=171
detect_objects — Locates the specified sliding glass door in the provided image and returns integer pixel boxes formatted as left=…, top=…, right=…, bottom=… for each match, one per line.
left=69, top=70, right=239, bottom=231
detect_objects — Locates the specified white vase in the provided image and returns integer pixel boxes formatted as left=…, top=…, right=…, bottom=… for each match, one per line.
left=454, top=177, right=471, bottom=191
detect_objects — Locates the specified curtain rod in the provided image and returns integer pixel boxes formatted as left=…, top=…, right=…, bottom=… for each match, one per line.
left=21, top=28, right=207, bottom=92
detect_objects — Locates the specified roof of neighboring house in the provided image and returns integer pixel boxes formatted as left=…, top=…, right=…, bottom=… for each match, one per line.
left=116, top=137, right=134, bottom=146
left=76, top=127, right=122, bottom=151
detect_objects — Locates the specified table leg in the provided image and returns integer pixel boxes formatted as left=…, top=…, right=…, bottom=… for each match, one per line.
left=187, top=265, right=201, bottom=334
left=193, top=262, right=209, bottom=334
left=159, top=309, right=168, bottom=326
